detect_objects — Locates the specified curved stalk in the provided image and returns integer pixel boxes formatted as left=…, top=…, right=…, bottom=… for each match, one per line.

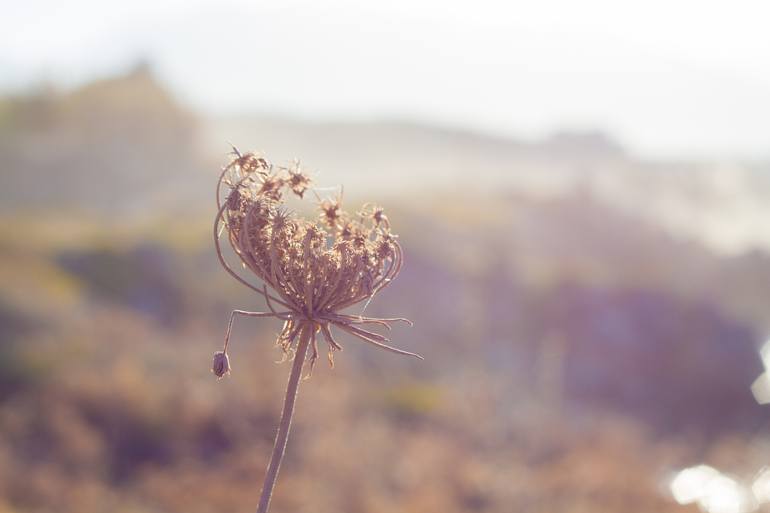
left=256, top=324, right=311, bottom=513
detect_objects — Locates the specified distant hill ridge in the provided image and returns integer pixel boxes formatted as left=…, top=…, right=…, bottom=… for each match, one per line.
left=2, top=68, right=770, bottom=254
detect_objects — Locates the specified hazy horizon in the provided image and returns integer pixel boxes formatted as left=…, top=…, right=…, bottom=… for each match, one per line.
left=3, top=0, right=770, bottom=161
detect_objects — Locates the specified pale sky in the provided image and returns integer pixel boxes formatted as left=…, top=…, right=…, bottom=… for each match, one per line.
left=2, top=0, right=770, bottom=159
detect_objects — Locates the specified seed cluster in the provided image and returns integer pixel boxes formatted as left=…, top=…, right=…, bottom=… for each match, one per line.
left=213, top=149, right=420, bottom=376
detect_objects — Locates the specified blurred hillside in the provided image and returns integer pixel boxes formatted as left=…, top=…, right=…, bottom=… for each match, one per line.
left=208, top=113, right=770, bottom=256
left=0, top=64, right=211, bottom=217
left=3, top=64, right=770, bottom=255
left=2, top=68, right=770, bottom=513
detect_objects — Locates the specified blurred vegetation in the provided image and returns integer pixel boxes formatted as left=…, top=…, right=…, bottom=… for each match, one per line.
left=1, top=69, right=770, bottom=512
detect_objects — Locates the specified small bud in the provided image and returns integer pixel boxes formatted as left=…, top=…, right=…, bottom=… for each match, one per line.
left=212, top=351, right=231, bottom=378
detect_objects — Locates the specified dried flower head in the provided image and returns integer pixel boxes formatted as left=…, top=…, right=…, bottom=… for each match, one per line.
left=361, top=202, right=390, bottom=229
left=286, top=159, right=311, bottom=199
left=213, top=149, right=419, bottom=376
left=319, top=195, right=343, bottom=229
left=212, top=148, right=420, bottom=513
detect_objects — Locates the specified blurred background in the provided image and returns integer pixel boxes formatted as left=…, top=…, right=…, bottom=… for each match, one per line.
left=2, top=1, right=770, bottom=512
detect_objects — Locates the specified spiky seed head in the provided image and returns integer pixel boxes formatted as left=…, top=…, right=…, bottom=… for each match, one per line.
left=320, top=199, right=342, bottom=228
left=287, top=165, right=311, bottom=198
left=214, top=149, right=419, bottom=372
left=258, top=174, right=285, bottom=201
left=234, top=152, right=270, bottom=174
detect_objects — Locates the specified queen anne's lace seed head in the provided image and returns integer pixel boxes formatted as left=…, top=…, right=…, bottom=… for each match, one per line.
left=214, top=150, right=420, bottom=376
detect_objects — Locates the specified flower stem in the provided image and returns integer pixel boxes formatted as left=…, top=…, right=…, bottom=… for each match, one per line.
left=256, top=324, right=311, bottom=513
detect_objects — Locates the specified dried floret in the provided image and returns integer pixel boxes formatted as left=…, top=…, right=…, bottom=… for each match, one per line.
left=319, top=197, right=342, bottom=229
left=286, top=161, right=311, bottom=198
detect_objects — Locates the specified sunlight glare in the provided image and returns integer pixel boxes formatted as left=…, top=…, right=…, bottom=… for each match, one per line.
left=670, top=465, right=756, bottom=513
left=752, top=467, right=770, bottom=503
